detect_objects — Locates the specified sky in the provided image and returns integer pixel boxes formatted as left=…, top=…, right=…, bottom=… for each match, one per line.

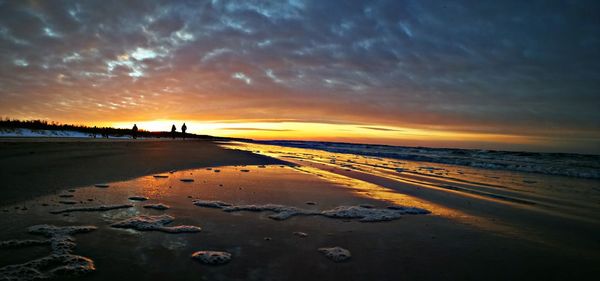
left=0, top=0, right=599, bottom=154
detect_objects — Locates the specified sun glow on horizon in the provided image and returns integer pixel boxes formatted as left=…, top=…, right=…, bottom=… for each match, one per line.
left=106, top=119, right=537, bottom=150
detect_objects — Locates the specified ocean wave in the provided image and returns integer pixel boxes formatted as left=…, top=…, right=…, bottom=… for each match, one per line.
left=257, top=141, right=600, bottom=179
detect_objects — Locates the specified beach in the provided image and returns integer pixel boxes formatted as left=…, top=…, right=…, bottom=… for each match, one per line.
left=0, top=139, right=599, bottom=280
left=0, top=139, right=282, bottom=205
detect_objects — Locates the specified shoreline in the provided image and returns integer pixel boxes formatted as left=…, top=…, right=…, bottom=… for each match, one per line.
left=0, top=138, right=285, bottom=206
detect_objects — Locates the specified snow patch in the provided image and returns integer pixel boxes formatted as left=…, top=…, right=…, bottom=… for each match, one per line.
left=0, top=128, right=132, bottom=139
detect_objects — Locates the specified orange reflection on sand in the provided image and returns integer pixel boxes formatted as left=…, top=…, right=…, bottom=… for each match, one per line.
left=135, top=175, right=172, bottom=198
left=293, top=165, right=471, bottom=220
left=223, top=142, right=472, bottom=218
left=220, top=141, right=529, bottom=235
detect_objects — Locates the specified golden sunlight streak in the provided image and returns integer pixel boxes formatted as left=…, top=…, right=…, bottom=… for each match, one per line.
left=108, top=120, right=536, bottom=147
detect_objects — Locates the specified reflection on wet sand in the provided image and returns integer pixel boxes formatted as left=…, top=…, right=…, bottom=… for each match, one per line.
left=222, top=142, right=600, bottom=222
left=0, top=165, right=435, bottom=280
left=221, top=142, right=600, bottom=253
left=0, top=144, right=598, bottom=280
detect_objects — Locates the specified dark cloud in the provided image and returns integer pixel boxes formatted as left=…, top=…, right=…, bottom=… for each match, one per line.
left=360, top=126, right=404, bottom=132
left=0, top=0, right=599, bottom=151
left=219, top=128, right=294, bottom=132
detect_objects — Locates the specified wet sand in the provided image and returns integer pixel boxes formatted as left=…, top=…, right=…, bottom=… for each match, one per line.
left=0, top=139, right=284, bottom=206
left=1, top=140, right=599, bottom=280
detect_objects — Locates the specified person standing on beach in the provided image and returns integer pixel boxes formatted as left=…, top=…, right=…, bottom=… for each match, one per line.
left=132, top=124, right=138, bottom=139
left=171, top=124, right=177, bottom=139
left=181, top=123, right=187, bottom=140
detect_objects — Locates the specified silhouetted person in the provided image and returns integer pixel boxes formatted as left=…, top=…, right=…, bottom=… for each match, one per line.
left=171, top=124, right=176, bottom=139
left=181, top=123, right=187, bottom=140
left=132, top=124, right=138, bottom=139
left=92, top=126, right=97, bottom=138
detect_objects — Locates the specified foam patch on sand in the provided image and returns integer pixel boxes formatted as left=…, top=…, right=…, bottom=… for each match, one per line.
left=192, top=200, right=232, bottom=208
left=222, top=204, right=318, bottom=220
left=321, top=205, right=429, bottom=222
left=0, top=225, right=97, bottom=280
left=293, top=231, right=308, bottom=238
left=193, top=200, right=429, bottom=222
left=143, top=203, right=170, bottom=210
left=318, top=246, right=351, bottom=262
left=50, top=204, right=133, bottom=214
left=111, top=215, right=201, bottom=233
left=191, top=251, right=232, bottom=265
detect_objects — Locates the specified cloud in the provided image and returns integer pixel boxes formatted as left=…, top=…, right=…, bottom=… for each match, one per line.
left=360, top=126, right=404, bottom=132
left=219, top=127, right=294, bottom=132
left=0, top=0, right=598, bottom=152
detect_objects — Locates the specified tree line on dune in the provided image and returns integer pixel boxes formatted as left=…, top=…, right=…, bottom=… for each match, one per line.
left=0, top=118, right=244, bottom=140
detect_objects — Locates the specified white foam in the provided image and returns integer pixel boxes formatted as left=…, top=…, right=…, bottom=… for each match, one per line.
left=143, top=203, right=170, bottom=210
left=330, top=205, right=410, bottom=221
left=293, top=231, right=308, bottom=238
left=318, top=246, right=351, bottom=262
left=222, top=204, right=318, bottom=220
left=111, top=215, right=202, bottom=233
left=192, top=200, right=232, bottom=209
left=50, top=204, right=133, bottom=214
left=194, top=200, right=429, bottom=222
left=191, top=251, right=232, bottom=265
left=0, top=224, right=97, bottom=280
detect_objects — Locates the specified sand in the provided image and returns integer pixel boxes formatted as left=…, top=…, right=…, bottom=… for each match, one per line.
left=0, top=139, right=284, bottom=206
left=0, top=140, right=598, bottom=280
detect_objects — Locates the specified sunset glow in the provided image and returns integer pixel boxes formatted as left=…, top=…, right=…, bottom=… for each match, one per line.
left=1, top=1, right=598, bottom=153
left=109, top=120, right=535, bottom=149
